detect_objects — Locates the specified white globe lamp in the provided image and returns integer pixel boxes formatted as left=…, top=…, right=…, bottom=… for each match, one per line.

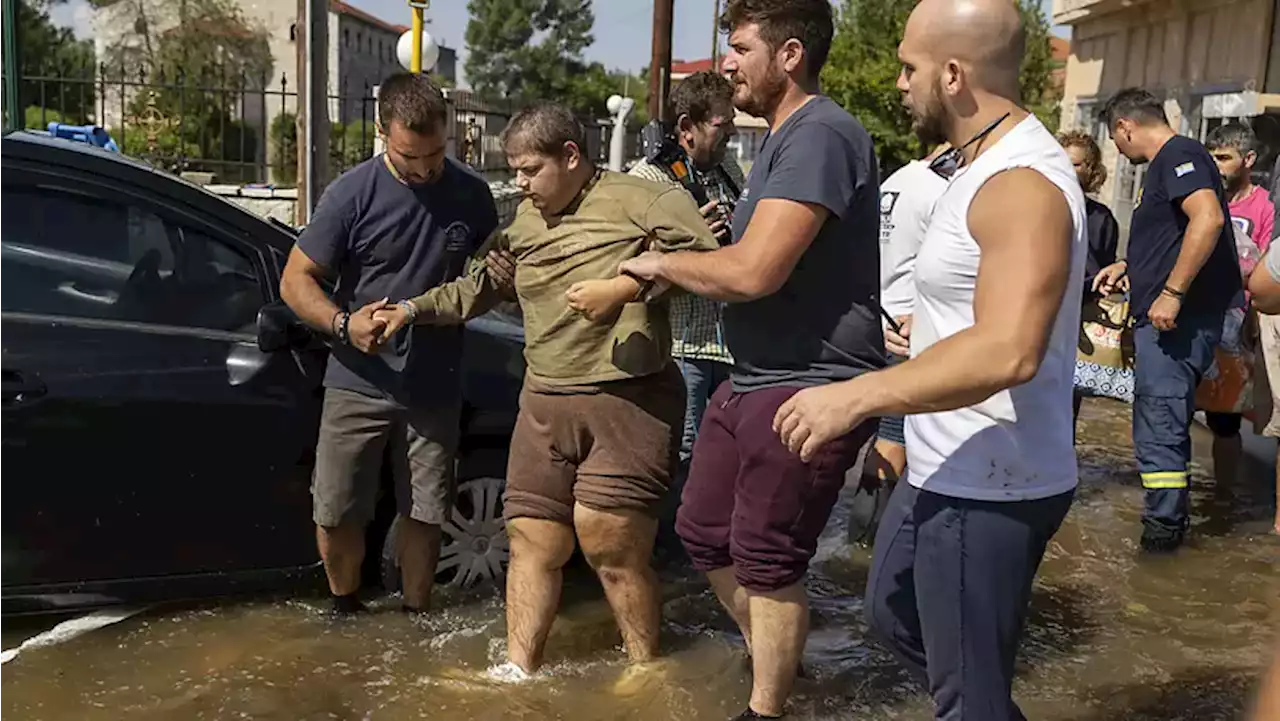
left=397, top=29, right=440, bottom=72
left=606, top=94, right=623, bottom=115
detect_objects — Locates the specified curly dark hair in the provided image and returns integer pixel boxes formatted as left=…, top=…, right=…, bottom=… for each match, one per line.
left=670, top=71, right=735, bottom=125
left=1057, top=130, right=1107, bottom=194
left=377, top=73, right=447, bottom=134
left=720, top=0, right=834, bottom=78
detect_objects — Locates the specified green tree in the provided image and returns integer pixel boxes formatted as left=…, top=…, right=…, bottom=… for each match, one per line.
left=91, top=0, right=272, bottom=179
left=465, top=0, right=611, bottom=115
left=15, top=0, right=96, bottom=125
left=822, top=0, right=1060, bottom=174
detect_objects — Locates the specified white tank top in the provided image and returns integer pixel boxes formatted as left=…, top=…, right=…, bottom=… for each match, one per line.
left=905, top=115, right=1087, bottom=501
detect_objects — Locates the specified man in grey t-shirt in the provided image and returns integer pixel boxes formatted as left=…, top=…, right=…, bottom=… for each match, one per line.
left=621, top=1, right=883, bottom=717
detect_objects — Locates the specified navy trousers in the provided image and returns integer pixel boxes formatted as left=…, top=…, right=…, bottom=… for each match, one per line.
left=865, top=481, right=1074, bottom=720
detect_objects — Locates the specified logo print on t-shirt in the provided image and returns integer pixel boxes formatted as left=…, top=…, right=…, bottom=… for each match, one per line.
left=880, top=191, right=900, bottom=216
left=1233, top=215, right=1254, bottom=238
left=443, top=221, right=472, bottom=252
left=1175, top=161, right=1196, bottom=178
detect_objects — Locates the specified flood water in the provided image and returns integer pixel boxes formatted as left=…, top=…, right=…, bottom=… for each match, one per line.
left=4, top=399, right=1279, bottom=721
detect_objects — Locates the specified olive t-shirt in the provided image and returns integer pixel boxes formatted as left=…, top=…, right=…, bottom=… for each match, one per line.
left=409, top=169, right=719, bottom=386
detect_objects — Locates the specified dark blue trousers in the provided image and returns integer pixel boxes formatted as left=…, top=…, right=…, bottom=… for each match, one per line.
left=865, top=482, right=1074, bottom=721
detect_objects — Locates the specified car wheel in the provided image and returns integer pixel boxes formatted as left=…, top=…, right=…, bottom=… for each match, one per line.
left=381, top=475, right=509, bottom=592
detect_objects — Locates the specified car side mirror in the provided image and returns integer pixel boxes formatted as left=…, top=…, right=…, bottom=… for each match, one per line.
left=256, top=300, right=312, bottom=352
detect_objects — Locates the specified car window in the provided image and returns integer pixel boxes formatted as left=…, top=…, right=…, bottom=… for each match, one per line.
left=2, top=185, right=263, bottom=333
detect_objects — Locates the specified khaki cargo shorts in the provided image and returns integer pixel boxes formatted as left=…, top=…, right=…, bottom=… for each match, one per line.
left=504, top=365, right=685, bottom=525
left=312, top=387, right=460, bottom=527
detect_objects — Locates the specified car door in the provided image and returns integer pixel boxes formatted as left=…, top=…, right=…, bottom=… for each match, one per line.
left=1, top=167, right=321, bottom=593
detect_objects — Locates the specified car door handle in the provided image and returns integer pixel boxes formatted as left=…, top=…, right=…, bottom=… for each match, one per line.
left=2, top=370, right=48, bottom=407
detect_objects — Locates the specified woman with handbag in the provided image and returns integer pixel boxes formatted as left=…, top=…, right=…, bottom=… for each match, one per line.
left=1059, top=131, right=1129, bottom=425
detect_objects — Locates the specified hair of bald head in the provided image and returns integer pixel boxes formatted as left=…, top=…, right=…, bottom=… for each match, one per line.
left=910, top=0, right=1026, bottom=96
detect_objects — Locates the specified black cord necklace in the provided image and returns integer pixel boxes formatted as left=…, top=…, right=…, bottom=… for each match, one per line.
left=928, top=111, right=1013, bottom=179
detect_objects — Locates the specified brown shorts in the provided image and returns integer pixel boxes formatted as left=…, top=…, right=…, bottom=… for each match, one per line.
left=504, top=365, right=686, bottom=524
left=312, top=388, right=460, bottom=527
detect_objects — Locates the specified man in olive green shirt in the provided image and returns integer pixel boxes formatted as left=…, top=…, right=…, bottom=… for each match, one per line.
left=377, top=102, right=716, bottom=679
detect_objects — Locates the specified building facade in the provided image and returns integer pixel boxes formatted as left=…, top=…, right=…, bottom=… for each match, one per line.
left=1055, top=0, right=1280, bottom=236
left=92, top=0, right=457, bottom=181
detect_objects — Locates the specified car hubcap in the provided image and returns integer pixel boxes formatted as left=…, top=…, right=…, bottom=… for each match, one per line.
left=436, top=476, right=508, bottom=589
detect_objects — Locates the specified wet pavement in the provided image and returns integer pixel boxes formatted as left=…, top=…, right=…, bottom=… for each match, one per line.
left=4, top=398, right=1279, bottom=720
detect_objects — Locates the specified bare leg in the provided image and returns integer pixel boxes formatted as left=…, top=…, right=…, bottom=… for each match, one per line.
left=1213, top=433, right=1243, bottom=488
left=316, top=523, right=365, bottom=596
left=707, top=567, right=753, bottom=654
left=397, top=517, right=443, bottom=611
left=747, top=583, right=808, bottom=718
left=575, top=504, right=662, bottom=662
left=505, top=517, right=576, bottom=673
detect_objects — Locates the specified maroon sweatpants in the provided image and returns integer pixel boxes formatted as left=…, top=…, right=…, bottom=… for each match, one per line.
left=675, top=382, right=875, bottom=592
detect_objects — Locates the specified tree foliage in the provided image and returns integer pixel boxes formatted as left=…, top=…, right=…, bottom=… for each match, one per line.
left=16, top=0, right=96, bottom=123
left=822, top=0, right=1061, bottom=174
left=90, top=0, right=272, bottom=178
left=464, top=0, right=637, bottom=118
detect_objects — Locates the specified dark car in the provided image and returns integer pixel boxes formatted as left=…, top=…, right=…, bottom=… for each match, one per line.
left=1, top=131, right=523, bottom=616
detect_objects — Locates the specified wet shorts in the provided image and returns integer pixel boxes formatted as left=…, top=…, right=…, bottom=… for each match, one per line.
left=676, top=383, right=876, bottom=593
left=877, top=352, right=908, bottom=445
left=503, top=365, right=685, bottom=525
left=312, top=387, right=460, bottom=528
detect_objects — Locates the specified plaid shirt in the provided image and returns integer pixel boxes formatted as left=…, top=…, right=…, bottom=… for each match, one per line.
left=629, top=155, right=743, bottom=364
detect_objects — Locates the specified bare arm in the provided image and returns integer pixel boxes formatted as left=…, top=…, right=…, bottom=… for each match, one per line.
left=860, top=168, right=1072, bottom=411
left=773, top=168, right=1074, bottom=460
left=280, top=245, right=342, bottom=334
left=1250, top=249, right=1280, bottom=315
left=634, top=198, right=829, bottom=302
left=1165, top=188, right=1225, bottom=292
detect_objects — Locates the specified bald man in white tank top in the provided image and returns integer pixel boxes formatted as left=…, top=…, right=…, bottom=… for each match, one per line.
left=772, top=1, right=1084, bottom=718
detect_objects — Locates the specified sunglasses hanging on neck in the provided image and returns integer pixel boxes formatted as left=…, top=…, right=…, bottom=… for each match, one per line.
left=927, top=111, right=1013, bottom=180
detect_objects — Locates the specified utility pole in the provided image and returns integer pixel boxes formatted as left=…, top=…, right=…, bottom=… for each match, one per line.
left=295, top=0, right=330, bottom=225
left=710, top=0, right=720, bottom=71
left=3, top=0, right=21, bottom=133
left=648, top=0, right=674, bottom=124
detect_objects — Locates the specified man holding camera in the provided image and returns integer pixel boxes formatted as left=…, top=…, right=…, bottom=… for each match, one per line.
left=629, top=70, right=745, bottom=468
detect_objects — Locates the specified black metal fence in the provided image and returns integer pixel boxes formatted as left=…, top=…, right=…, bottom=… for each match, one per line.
left=2, top=63, right=639, bottom=187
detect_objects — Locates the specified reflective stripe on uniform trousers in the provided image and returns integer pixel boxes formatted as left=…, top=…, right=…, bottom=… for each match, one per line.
left=1140, top=471, right=1189, bottom=489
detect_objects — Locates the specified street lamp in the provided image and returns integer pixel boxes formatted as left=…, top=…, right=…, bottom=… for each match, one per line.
left=402, top=0, right=433, bottom=73
left=397, top=27, right=439, bottom=73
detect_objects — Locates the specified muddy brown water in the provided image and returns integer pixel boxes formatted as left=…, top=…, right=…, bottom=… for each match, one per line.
left=4, top=399, right=1279, bottom=721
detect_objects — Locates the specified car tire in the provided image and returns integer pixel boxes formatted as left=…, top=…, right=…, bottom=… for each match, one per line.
left=380, top=475, right=509, bottom=592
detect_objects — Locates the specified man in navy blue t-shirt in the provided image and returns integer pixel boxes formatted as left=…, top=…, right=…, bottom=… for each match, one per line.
left=281, top=73, right=499, bottom=613
left=1094, top=87, right=1242, bottom=552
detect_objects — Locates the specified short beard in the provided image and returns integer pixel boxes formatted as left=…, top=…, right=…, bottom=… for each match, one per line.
left=910, top=81, right=949, bottom=148
left=735, top=64, right=788, bottom=119
left=1224, top=168, right=1249, bottom=194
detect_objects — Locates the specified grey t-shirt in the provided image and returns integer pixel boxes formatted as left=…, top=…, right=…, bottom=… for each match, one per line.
left=723, top=95, right=886, bottom=391
left=296, top=155, right=498, bottom=407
